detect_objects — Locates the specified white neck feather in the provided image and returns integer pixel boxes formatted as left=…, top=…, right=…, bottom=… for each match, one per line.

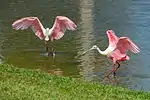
left=95, top=46, right=114, bottom=56
left=96, top=47, right=107, bottom=55
left=43, top=28, right=53, bottom=41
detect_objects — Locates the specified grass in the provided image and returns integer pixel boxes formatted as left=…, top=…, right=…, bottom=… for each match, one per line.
left=0, top=64, right=150, bottom=100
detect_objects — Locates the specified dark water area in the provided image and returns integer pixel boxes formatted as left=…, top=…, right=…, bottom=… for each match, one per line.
left=0, top=0, right=150, bottom=91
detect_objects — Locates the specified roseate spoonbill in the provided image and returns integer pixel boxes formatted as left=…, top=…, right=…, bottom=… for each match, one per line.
left=82, top=30, right=140, bottom=77
left=12, top=16, right=77, bottom=57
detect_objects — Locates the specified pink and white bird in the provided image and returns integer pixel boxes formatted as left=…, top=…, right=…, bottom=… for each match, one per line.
left=82, top=30, right=140, bottom=77
left=12, top=16, right=77, bottom=57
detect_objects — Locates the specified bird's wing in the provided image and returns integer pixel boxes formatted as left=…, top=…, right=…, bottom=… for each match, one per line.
left=106, top=30, right=119, bottom=48
left=116, top=37, right=140, bottom=54
left=12, top=17, right=45, bottom=40
left=51, top=16, right=77, bottom=40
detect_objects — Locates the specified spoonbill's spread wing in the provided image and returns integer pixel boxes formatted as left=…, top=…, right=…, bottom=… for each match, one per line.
left=107, top=30, right=119, bottom=48
left=116, top=37, right=140, bottom=54
left=51, top=16, right=77, bottom=40
left=12, top=17, right=45, bottom=40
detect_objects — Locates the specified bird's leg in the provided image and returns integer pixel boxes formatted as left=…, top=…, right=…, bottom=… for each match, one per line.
left=51, top=40, right=55, bottom=57
left=45, top=41, right=49, bottom=56
left=114, top=75, right=119, bottom=86
left=105, top=64, right=116, bottom=77
left=115, top=61, right=120, bottom=71
left=113, top=61, right=120, bottom=77
left=105, top=75, right=113, bottom=83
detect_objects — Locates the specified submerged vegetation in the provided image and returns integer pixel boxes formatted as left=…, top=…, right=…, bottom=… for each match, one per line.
left=0, top=64, right=149, bottom=100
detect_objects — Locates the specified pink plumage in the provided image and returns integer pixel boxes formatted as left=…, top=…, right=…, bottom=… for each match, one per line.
left=12, top=16, right=77, bottom=41
left=12, top=17, right=45, bottom=40
left=107, top=30, right=140, bottom=63
left=107, top=30, right=118, bottom=48
left=51, top=16, right=77, bottom=40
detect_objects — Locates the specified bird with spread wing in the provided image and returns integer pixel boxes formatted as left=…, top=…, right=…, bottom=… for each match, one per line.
left=12, top=16, right=77, bottom=57
left=82, top=30, right=140, bottom=77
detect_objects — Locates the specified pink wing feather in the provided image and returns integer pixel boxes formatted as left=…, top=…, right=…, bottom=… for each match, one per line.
left=116, top=37, right=140, bottom=54
left=106, top=30, right=119, bottom=48
left=12, top=17, right=45, bottom=40
left=51, top=16, right=77, bottom=40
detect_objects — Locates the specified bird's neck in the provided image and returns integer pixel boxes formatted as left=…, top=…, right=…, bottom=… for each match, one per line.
left=45, top=28, right=52, bottom=35
left=44, top=28, right=53, bottom=41
left=96, top=47, right=113, bottom=56
left=96, top=47, right=106, bottom=55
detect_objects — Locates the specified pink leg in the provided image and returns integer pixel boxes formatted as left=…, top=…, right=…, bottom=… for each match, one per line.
left=113, top=61, right=120, bottom=77
left=116, top=61, right=120, bottom=71
left=51, top=40, right=55, bottom=57
left=45, top=41, right=49, bottom=55
left=114, top=76, right=119, bottom=85
left=105, top=64, right=116, bottom=77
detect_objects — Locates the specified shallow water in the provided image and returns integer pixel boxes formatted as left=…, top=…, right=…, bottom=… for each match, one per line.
left=0, top=0, right=150, bottom=91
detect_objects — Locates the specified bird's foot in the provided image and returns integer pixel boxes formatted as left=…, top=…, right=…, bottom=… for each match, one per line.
left=114, top=76, right=119, bottom=86
left=52, top=52, right=56, bottom=58
left=45, top=52, right=50, bottom=56
left=40, top=52, right=50, bottom=56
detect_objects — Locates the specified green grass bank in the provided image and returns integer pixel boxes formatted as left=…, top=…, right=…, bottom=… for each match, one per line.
left=0, top=64, right=150, bottom=100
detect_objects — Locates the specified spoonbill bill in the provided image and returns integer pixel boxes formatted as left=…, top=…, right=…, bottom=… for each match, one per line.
left=82, top=30, right=140, bottom=77
left=12, top=16, right=77, bottom=57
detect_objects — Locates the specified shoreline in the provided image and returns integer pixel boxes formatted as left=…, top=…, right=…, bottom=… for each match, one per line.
left=0, top=64, right=149, bottom=100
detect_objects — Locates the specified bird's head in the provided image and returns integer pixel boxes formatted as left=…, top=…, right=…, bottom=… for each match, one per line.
left=81, top=45, right=98, bottom=55
left=46, top=28, right=49, bottom=31
left=90, top=45, right=98, bottom=50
